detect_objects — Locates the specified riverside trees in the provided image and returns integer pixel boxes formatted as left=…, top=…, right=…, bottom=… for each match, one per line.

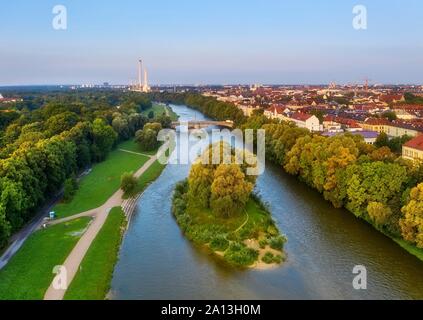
left=162, top=93, right=423, bottom=257
left=0, top=90, right=152, bottom=248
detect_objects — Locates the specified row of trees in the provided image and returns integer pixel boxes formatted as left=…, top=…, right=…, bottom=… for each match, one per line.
left=0, top=91, right=153, bottom=248
left=150, top=92, right=246, bottom=125
left=168, top=93, right=423, bottom=250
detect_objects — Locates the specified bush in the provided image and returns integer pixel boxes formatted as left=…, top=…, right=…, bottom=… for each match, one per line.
left=209, top=235, right=229, bottom=252
left=259, top=238, right=268, bottom=249
left=224, top=242, right=259, bottom=267
left=261, top=251, right=284, bottom=264
left=269, top=235, right=287, bottom=251
left=120, top=172, right=137, bottom=194
left=262, top=252, right=275, bottom=264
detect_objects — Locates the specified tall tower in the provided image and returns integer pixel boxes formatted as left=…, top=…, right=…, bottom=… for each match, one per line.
left=143, top=68, right=149, bottom=92
left=138, top=59, right=143, bottom=90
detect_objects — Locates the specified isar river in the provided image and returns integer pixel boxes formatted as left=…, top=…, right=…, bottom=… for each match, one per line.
left=110, top=104, right=423, bottom=300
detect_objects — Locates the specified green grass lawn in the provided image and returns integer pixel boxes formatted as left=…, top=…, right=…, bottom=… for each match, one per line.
left=142, top=103, right=178, bottom=121
left=53, top=145, right=149, bottom=218
left=118, top=139, right=158, bottom=156
left=123, top=159, right=166, bottom=199
left=0, top=217, right=91, bottom=300
left=64, top=207, right=125, bottom=300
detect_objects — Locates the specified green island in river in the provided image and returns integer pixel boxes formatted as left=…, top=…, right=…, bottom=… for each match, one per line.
left=172, top=143, right=287, bottom=268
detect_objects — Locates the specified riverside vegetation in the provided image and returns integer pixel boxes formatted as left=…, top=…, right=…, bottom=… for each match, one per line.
left=154, top=92, right=423, bottom=261
left=172, top=143, right=286, bottom=268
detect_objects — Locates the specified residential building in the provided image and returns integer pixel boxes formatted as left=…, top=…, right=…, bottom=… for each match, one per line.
left=287, top=113, right=322, bottom=132
left=402, top=135, right=423, bottom=161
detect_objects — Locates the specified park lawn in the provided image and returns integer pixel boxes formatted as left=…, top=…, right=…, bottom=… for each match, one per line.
left=0, top=217, right=91, bottom=300
left=119, top=139, right=157, bottom=156
left=123, top=160, right=166, bottom=199
left=142, top=103, right=178, bottom=121
left=64, top=207, right=125, bottom=300
left=53, top=146, right=149, bottom=218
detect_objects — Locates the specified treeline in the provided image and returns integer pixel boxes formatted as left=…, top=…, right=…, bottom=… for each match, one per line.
left=0, top=91, right=153, bottom=247
left=161, top=93, right=423, bottom=251
left=149, top=92, right=246, bottom=125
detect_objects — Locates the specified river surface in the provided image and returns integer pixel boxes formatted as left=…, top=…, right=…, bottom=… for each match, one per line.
left=110, top=104, right=423, bottom=300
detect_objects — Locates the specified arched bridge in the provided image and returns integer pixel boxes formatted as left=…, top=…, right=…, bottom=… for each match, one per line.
left=171, top=120, right=234, bottom=129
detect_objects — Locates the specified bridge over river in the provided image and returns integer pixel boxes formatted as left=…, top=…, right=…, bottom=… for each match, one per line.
left=171, top=120, right=234, bottom=129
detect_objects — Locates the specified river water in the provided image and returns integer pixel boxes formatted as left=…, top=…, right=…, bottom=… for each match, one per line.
left=110, top=104, right=423, bottom=300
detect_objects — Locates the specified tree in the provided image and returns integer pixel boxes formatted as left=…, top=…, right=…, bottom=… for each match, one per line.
left=157, top=115, right=172, bottom=128
left=382, top=111, right=397, bottom=122
left=210, top=164, right=254, bottom=217
left=92, top=118, right=117, bottom=161
left=120, top=172, right=138, bottom=194
left=135, top=122, right=162, bottom=151
left=370, top=147, right=395, bottom=162
left=187, top=163, right=214, bottom=209
left=375, top=132, right=389, bottom=149
left=367, top=202, right=392, bottom=227
left=135, top=128, right=158, bottom=151
left=148, top=110, right=154, bottom=119
left=0, top=206, right=11, bottom=248
left=344, top=161, right=407, bottom=230
left=400, top=183, right=423, bottom=248
left=63, top=177, right=78, bottom=202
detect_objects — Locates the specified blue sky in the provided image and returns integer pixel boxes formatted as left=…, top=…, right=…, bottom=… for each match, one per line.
left=1, top=0, right=422, bottom=85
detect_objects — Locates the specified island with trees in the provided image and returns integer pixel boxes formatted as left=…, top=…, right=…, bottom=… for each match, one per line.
left=172, top=143, right=287, bottom=268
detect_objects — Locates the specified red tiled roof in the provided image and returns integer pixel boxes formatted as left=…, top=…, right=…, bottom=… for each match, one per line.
left=266, top=105, right=286, bottom=114
left=404, top=135, right=423, bottom=151
left=379, top=94, right=404, bottom=103
left=291, top=112, right=312, bottom=121
left=364, top=118, right=390, bottom=125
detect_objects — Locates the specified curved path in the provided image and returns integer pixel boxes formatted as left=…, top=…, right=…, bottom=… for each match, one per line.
left=44, top=154, right=158, bottom=300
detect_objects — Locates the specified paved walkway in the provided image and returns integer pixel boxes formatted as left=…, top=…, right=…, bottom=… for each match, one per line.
left=44, top=155, right=158, bottom=300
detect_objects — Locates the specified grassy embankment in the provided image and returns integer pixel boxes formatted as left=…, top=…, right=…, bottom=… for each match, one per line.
left=118, top=140, right=166, bottom=199
left=142, top=103, right=179, bottom=121
left=394, top=238, right=423, bottom=262
left=64, top=207, right=125, bottom=300
left=53, top=142, right=149, bottom=218
left=172, top=180, right=286, bottom=268
left=0, top=218, right=91, bottom=300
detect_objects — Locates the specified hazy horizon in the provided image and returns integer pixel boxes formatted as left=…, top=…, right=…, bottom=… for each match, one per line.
left=1, top=0, right=423, bottom=86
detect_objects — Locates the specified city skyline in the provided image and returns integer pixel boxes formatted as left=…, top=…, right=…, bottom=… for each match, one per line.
left=1, top=0, right=423, bottom=85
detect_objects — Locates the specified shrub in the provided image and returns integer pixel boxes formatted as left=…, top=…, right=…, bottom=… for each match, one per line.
left=262, top=252, right=275, bottom=264
left=261, top=251, right=284, bottom=264
left=120, top=172, right=137, bottom=194
left=259, top=238, right=268, bottom=249
left=224, top=242, right=259, bottom=267
left=269, top=235, right=287, bottom=251
left=209, top=235, right=229, bottom=252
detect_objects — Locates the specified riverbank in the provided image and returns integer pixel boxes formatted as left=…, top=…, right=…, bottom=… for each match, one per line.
left=172, top=180, right=286, bottom=269
left=64, top=207, right=126, bottom=300
left=142, top=102, right=178, bottom=121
